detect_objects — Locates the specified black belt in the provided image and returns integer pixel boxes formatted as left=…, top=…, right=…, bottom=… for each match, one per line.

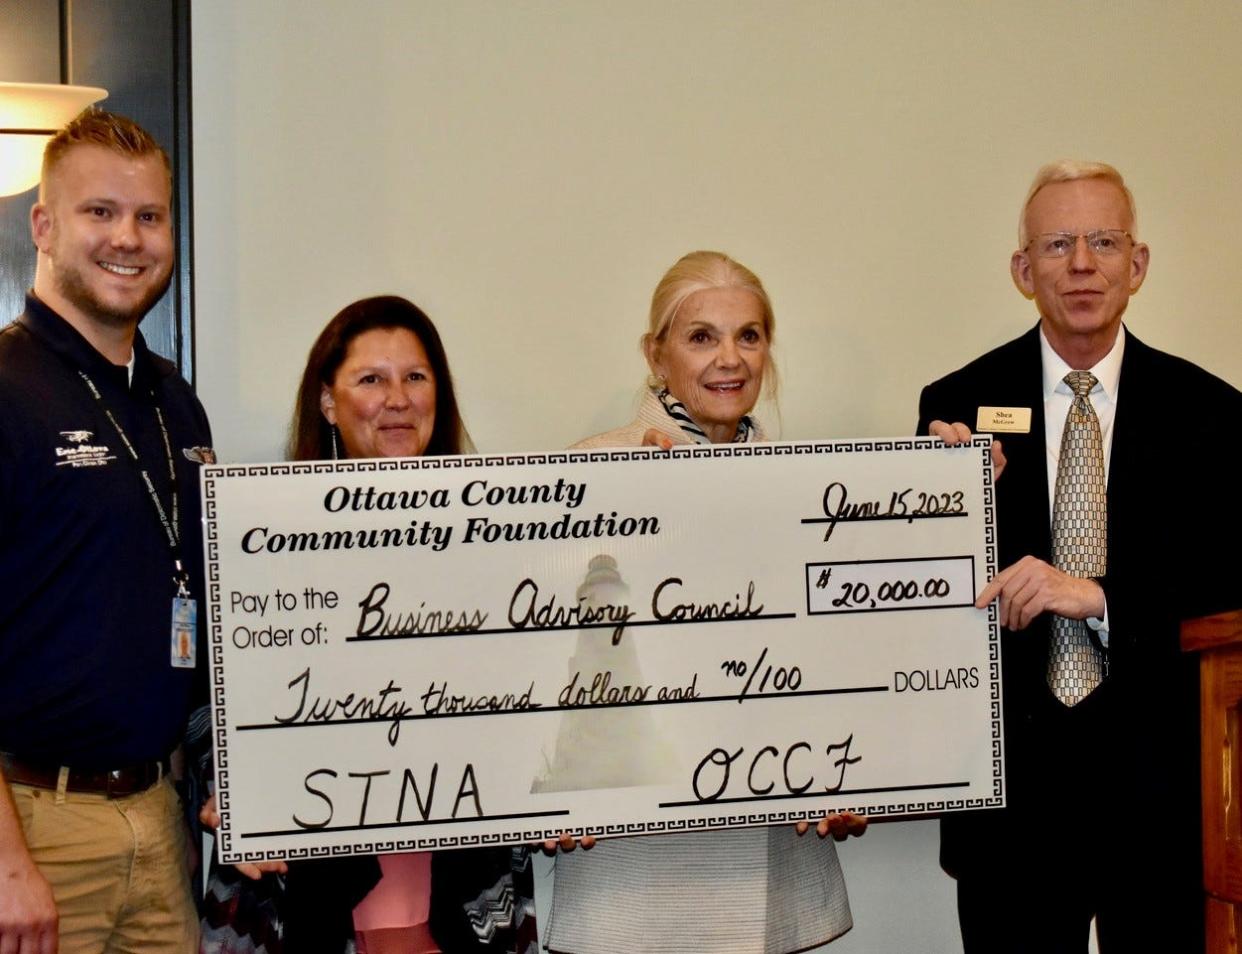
left=0, top=751, right=168, bottom=798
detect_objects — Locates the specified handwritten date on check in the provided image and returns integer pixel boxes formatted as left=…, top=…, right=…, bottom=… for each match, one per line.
left=202, top=439, right=1001, bottom=864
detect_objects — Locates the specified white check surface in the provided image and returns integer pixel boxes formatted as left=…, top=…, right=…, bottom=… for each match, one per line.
left=202, top=438, right=1001, bottom=864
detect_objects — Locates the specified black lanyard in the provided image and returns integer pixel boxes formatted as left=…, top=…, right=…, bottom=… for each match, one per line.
left=77, top=369, right=189, bottom=597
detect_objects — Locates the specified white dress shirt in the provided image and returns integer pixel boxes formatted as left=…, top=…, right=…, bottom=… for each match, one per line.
left=1039, top=325, right=1124, bottom=643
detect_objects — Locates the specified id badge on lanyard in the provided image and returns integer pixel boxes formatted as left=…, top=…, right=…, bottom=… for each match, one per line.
left=77, top=368, right=198, bottom=669
left=171, top=589, right=197, bottom=669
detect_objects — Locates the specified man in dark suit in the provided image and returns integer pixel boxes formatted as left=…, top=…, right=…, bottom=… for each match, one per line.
left=919, top=161, right=1242, bottom=952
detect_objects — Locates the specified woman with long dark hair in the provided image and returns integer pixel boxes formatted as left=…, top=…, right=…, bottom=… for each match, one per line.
left=202, top=297, right=533, bottom=954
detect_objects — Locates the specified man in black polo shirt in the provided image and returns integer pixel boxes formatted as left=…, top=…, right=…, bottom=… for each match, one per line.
left=0, top=110, right=211, bottom=953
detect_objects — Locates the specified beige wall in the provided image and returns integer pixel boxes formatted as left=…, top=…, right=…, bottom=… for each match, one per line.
left=193, top=0, right=1242, bottom=462
left=192, top=2, right=1242, bottom=949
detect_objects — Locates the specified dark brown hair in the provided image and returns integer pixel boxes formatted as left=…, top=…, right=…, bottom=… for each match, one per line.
left=288, top=296, right=471, bottom=461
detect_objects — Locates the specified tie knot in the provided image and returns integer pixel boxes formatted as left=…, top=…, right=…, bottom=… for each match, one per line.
left=1064, top=370, right=1098, bottom=399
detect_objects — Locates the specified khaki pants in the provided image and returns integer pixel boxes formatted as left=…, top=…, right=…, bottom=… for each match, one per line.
left=11, top=775, right=199, bottom=954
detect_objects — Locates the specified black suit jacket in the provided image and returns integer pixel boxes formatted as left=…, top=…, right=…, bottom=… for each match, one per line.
left=918, top=324, right=1242, bottom=879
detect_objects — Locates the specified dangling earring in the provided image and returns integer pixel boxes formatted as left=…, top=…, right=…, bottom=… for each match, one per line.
left=330, top=425, right=339, bottom=460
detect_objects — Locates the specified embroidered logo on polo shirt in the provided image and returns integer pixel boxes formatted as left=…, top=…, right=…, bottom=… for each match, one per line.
left=54, top=430, right=116, bottom=468
left=183, top=446, right=217, bottom=465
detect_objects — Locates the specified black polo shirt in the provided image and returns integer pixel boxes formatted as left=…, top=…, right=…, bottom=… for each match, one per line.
left=0, top=294, right=213, bottom=767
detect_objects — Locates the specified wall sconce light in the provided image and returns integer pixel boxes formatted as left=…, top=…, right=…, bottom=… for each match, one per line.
left=0, top=81, right=108, bottom=198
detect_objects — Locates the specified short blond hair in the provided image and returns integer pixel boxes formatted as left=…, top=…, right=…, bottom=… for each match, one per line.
left=1018, top=160, right=1137, bottom=247
left=41, top=108, right=171, bottom=198
left=643, top=250, right=778, bottom=397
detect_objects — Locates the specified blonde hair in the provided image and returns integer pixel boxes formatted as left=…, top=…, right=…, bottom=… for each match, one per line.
left=643, top=250, right=778, bottom=398
left=1018, top=160, right=1137, bottom=247
left=41, top=108, right=171, bottom=198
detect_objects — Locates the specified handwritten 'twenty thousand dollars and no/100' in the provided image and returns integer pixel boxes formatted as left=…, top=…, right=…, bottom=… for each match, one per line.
left=253, top=567, right=978, bottom=743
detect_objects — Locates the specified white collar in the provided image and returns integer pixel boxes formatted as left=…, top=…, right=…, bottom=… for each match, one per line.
left=126, top=349, right=136, bottom=386
left=1040, top=325, right=1125, bottom=402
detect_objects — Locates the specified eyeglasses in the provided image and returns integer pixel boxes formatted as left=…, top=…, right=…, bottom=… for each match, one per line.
left=1024, top=230, right=1134, bottom=259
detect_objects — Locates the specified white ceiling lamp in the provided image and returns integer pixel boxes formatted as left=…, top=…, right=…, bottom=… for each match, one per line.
left=0, top=81, right=108, bottom=198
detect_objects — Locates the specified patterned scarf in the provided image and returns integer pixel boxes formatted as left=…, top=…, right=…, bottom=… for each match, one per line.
left=656, top=388, right=755, bottom=444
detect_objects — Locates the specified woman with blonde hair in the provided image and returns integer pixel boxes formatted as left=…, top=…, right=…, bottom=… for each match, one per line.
left=545, top=251, right=865, bottom=954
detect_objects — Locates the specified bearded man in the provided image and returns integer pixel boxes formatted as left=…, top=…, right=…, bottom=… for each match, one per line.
left=0, top=109, right=212, bottom=954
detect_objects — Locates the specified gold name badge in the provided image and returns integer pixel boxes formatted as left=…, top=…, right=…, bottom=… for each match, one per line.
left=976, top=406, right=1031, bottom=433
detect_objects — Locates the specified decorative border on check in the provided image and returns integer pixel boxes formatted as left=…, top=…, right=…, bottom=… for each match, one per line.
left=200, top=437, right=985, bottom=485
left=216, top=793, right=1006, bottom=860
left=203, top=437, right=1001, bottom=858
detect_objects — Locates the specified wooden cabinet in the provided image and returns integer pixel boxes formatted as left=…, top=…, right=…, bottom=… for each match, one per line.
left=1183, top=610, right=1242, bottom=953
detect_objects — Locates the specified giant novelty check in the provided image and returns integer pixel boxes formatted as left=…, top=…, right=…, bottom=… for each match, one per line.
left=203, top=439, right=1002, bottom=863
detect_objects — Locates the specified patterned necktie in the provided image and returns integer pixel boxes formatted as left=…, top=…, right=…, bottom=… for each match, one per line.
left=1047, top=370, right=1108, bottom=705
